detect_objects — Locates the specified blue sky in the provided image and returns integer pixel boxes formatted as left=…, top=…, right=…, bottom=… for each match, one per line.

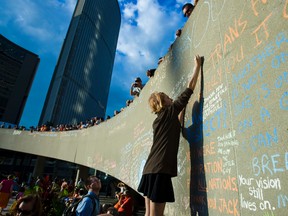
left=0, top=0, right=194, bottom=127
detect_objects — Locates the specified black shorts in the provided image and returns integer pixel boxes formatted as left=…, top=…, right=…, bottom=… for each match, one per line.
left=137, top=173, right=175, bottom=203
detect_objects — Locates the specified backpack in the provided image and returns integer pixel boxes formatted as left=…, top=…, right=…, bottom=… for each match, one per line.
left=62, top=194, right=96, bottom=216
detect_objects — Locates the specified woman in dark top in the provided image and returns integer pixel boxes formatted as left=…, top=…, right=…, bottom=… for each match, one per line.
left=138, top=55, right=202, bottom=216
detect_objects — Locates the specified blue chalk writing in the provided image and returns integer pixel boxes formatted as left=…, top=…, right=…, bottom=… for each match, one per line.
left=279, top=92, right=288, bottom=110
left=203, top=103, right=227, bottom=137
left=286, top=152, right=288, bottom=170
left=232, top=63, right=251, bottom=84
left=231, top=88, right=239, bottom=102
left=252, top=152, right=287, bottom=177
left=260, top=107, right=271, bottom=122
left=278, top=194, right=288, bottom=208
left=271, top=52, right=288, bottom=68
left=232, top=32, right=287, bottom=85
left=275, top=71, right=288, bottom=88
left=275, top=32, right=288, bottom=49
left=242, top=67, right=265, bottom=90
left=261, top=84, right=271, bottom=99
left=238, top=117, right=253, bottom=133
left=250, top=43, right=275, bottom=67
left=250, top=127, right=278, bottom=152
left=257, top=84, right=271, bottom=100
left=234, top=95, right=252, bottom=116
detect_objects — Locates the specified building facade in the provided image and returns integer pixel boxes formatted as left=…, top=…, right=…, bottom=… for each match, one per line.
left=39, top=0, right=121, bottom=125
left=0, top=35, right=39, bottom=125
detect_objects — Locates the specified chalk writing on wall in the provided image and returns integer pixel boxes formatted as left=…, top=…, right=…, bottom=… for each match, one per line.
left=1, top=1, right=287, bottom=216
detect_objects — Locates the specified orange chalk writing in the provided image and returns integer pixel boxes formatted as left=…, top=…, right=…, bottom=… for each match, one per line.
left=186, top=151, right=190, bottom=161
left=209, top=43, right=222, bottom=69
left=238, top=12, right=248, bottom=34
left=204, top=141, right=216, bottom=156
left=208, top=198, right=217, bottom=210
left=191, top=159, right=224, bottom=175
left=218, top=198, right=239, bottom=216
left=223, top=34, right=232, bottom=54
left=205, top=11, right=248, bottom=91
left=284, top=0, right=288, bottom=18
left=205, top=159, right=223, bottom=174
left=225, top=45, right=245, bottom=73
left=208, top=176, right=238, bottom=192
left=209, top=198, right=240, bottom=216
left=251, top=12, right=272, bottom=48
left=190, top=142, right=216, bottom=158
left=217, top=67, right=223, bottom=83
left=251, top=0, right=268, bottom=16
left=223, top=13, right=247, bottom=54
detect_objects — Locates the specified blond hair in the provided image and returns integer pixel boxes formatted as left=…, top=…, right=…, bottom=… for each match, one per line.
left=11, top=194, right=43, bottom=216
left=149, top=92, right=167, bottom=114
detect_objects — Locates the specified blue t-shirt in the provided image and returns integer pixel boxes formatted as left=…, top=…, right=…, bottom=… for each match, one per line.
left=76, top=191, right=100, bottom=216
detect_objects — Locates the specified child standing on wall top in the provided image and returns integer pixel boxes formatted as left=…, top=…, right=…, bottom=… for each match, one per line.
left=137, top=55, right=202, bottom=216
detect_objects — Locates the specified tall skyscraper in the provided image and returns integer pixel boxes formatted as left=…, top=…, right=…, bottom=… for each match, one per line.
left=39, top=0, right=121, bottom=125
left=0, top=34, right=39, bottom=125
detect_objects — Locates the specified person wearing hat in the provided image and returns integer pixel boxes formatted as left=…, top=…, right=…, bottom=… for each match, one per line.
left=130, top=77, right=144, bottom=97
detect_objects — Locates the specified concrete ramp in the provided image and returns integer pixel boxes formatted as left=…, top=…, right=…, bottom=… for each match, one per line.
left=1, top=1, right=287, bottom=215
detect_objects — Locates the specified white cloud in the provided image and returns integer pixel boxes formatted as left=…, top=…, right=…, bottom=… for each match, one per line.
left=115, top=0, right=183, bottom=85
left=47, top=0, right=77, bottom=14
left=0, top=0, right=76, bottom=46
left=1, top=0, right=184, bottom=82
left=0, top=0, right=75, bottom=56
left=123, top=2, right=137, bottom=19
left=1, top=0, right=189, bottom=120
left=63, top=0, right=78, bottom=14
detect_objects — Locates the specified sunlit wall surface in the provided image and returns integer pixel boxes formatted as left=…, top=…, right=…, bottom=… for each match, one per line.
left=1, top=1, right=288, bottom=215
left=39, top=0, right=120, bottom=125
left=0, top=34, right=39, bottom=125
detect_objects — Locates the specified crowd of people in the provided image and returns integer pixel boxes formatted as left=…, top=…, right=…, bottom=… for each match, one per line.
left=0, top=174, right=135, bottom=216
left=117, top=2, right=199, bottom=116
left=0, top=2, right=198, bottom=135
left=1, top=2, right=201, bottom=216
left=136, top=2, right=202, bottom=216
left=1, top=116, right=107, bottom=133
left=114, top=2, right=198, bottom=120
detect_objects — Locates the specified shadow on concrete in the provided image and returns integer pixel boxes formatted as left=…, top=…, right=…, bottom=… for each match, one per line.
left=182, top=58, right=208, bottom=216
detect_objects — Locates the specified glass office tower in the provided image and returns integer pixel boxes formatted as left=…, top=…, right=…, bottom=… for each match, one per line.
left=0, top=34, right=39, bottom=125
left=39, top=0, right=121, bottom=125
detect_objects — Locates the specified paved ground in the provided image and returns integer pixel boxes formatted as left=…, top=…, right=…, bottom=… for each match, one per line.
left=0, top=196, right=16, bottom=215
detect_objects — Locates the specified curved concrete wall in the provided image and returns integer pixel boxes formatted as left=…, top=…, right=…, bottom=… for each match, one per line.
left=0, top=1, right=287, bottom=215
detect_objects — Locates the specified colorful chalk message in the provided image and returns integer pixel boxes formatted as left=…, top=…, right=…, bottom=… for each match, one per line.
left=0, top=1, right=287, bottom=216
